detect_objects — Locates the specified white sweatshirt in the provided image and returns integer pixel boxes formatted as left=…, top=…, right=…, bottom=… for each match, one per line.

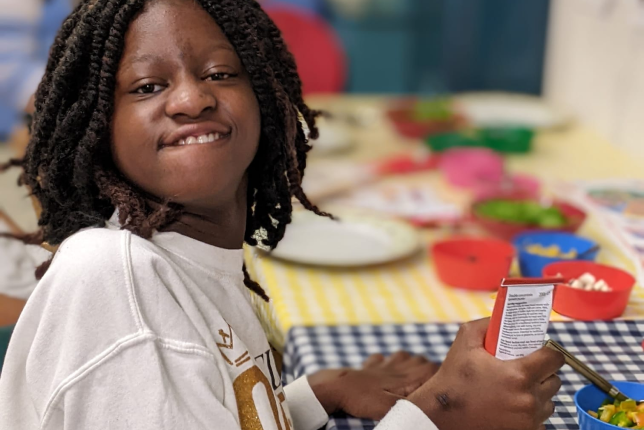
left=0, top=221, right=436, bottom=430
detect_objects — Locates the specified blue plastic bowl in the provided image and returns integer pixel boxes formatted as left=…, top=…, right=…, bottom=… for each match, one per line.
left=514, top=232, right=599, bottom=278
left=575, top=382, right=644, bottom=430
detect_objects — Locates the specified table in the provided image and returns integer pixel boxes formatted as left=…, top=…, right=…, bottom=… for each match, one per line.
left=246, top=95, right=644, bottom=349
left=282, top=321, right=644, bottom=430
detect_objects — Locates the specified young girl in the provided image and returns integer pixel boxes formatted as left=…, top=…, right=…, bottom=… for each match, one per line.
left=0, top=1, right=565, bottom=429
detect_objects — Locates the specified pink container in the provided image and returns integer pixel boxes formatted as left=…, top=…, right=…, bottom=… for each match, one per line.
left=473, top=174, right=541, bottom=200
left=440, top=148, right=504, bottom=189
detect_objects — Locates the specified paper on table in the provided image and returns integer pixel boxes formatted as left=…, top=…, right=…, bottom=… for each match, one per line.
left=329, top=183, right=462, bottom=224
left=300, top=160, right=376, bottom=203
left=554, top=179, right=644, bottom=287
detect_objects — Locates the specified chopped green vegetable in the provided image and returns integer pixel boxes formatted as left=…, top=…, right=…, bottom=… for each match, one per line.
left=412, top=98, right=453, bottom=121
left=536, top=207, right=567, bottom=228
left=590, top=399, right=644, bottom=427
left=609, top=411, right=634, bottom=427
left=475, top=200, right=568, bottom=228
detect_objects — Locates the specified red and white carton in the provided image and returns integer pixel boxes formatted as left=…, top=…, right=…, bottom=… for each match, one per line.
left=485, top=278, right=564, bottom=360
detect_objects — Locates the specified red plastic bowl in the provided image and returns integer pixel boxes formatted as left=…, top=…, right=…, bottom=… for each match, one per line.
left=387, top=108, right=467, bottom=139
left=432, top=237, right=515, bottom=291
left=471, top=197, right=587, bottom=241
left=543, top=261, right=636, bottom=320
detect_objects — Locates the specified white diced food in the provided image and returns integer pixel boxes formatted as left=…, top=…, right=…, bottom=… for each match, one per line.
left=578, top=273, right=596, bottom=285
left=570, top=279, right=584, bottom=289
left=594, top=279, right=611, bottom=292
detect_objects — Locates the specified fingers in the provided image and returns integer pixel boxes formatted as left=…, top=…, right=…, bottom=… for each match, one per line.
left=420, top=362, right=440, bottom=379
left=381, top=352, right=434, bottom=371
left=518, top=347, right=565, bottom=383
left=384, top=351, right=411, bottom=365
left=538, top=374, right=562, bottom=401
left=532, top=375, right=560, bottom=425
left=535, top=399, right=557, bottom=425
left=356, top=391, right=404, bottom=421
left=409, top=355, right=431, bottom=365
left=363, top=354, right=385, bottom=368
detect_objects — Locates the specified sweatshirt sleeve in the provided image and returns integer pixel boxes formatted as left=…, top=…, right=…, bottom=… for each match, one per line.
left=283, top=376, right=329, bottom=430
left=374, top=400, right=439, bottom=429
left=283, top=377, right=439, bottom=430
left=40, top=340, right=245, bottom=430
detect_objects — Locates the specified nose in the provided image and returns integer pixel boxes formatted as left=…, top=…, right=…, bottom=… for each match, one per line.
left=165, top=76, right=216, bottom=120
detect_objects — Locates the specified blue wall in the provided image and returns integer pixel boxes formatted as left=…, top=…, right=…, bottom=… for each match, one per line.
left=326, top=0, right=551, bottom=95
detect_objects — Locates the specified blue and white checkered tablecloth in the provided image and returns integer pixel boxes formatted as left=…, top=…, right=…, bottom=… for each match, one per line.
left=283, top=322, right=644, bottom=430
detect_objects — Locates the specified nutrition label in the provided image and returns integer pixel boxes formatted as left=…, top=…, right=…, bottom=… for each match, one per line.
left=496, top=284, right=555, bottom=360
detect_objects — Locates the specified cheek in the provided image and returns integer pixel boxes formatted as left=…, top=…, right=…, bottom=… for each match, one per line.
left=236, top=89, right=261, bottom=155
left=110, top=102, right=164, bottom=189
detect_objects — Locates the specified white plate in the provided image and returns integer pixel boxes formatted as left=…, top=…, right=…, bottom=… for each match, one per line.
left=269, top=210, right=421, bottom=267
left=454, top=92, right=570, bottom=129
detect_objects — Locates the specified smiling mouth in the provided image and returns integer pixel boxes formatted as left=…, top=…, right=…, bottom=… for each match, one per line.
left=161, top=132, right=231, bottom=149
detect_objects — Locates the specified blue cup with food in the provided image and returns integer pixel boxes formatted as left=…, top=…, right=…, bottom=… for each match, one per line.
left=514, top=231, right=599, bottom=278
left=575, top=382, right=644, bottom=430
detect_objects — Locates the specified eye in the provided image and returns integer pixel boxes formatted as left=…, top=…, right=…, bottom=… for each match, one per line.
left=205, top=72, right=238, bottom=81
left=134, top=83, right=164, bottom=94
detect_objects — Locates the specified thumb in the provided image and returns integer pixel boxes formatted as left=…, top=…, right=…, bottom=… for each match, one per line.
left=350, top=390, right=403, bottom=421
left=455, top=318, right=490, bottom=349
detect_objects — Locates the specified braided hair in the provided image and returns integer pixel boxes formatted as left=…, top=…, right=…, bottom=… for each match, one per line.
left=8, top=0, right=330, bottom=300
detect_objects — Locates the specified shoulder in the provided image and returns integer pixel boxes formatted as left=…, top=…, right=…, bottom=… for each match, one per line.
left=33, top=227, right=179, bottom=331
left=46, top=228, right=124, bottom=277
left=20, top=227, right=167, bottom=347
left=4, top=229, right=160, bottom=416
left=46, top=227, right=173, bottom=283
left=25, top=227, right=150, bottom=334
left=51, top=227, right=154, bottom=271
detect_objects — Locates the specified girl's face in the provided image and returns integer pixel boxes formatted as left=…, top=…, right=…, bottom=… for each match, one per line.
left=112, top=0, right=261, bottom=213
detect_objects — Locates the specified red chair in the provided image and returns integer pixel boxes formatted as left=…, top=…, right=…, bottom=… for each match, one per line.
left=265, top=6, right=346, bottom=94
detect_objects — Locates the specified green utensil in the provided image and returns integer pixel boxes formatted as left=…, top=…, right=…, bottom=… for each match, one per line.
left=0, top=325, right=15, bottom=372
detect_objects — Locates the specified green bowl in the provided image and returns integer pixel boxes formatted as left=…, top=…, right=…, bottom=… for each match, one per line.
left=425, top=127, right=534, bottom=154
left=0, top=325, right=15, bottom=372
left=426, top=131, right=480, bottom=152
left=479, top=127, right=534, bottom=153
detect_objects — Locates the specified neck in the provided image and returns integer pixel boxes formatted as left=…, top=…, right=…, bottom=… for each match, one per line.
left=164, top=182, right=248, bottom=250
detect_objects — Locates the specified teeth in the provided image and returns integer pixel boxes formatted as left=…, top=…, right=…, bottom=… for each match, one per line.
left=173, top=132, right=227, bottom=146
